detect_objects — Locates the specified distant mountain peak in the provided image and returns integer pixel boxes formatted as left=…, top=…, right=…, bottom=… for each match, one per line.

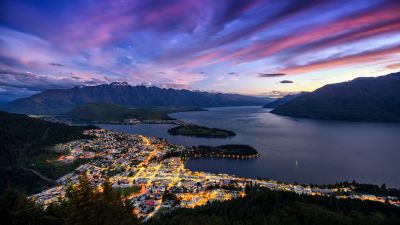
left=110, top=81, right=130, bottom=86
left=263, top=92, right=307, bottom=108
left=5, top=82, right=270, bottom=115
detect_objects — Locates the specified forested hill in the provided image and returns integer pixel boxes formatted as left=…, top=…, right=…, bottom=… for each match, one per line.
left=5, top=82, right=270, bottom=115
left=2, top=181, right=400, bottom=225
left=66, top=102, right=199, bottom=122
left=0, top=111, right=94, bottom=194
left=271, top=72, right=400, bottom=122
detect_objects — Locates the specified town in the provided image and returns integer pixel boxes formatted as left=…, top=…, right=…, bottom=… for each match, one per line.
left=31, top=129, right=400, bottom=222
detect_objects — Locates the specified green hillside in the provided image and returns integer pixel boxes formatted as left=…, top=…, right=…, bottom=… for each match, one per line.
left=66, top=102, right=199, bottom=122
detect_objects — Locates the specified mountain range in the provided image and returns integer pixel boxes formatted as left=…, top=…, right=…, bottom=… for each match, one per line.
left=263, top=92, right=307, bottom=108
left=272, top=72, right=400, bottom=122
left=4, top=82, right=270, bottom=115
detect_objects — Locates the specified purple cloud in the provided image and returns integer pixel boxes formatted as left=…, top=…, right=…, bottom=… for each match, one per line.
left=228, top=72, right=239, bottom=76
left=258, top=73, right=286, bottom=78
left=0, top=69, right=105, bottom=92
left=50, top=63, right=64, bottom=67
left=0, top=0, right=399, bottom=102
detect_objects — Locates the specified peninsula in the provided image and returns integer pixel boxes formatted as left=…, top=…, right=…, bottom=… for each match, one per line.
left=190, top=145, right=259, bottom=158
left=168, top=125, right=236, bottom=138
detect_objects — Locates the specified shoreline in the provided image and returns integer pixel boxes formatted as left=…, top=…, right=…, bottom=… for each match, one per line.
left=31, top=128, right=400, bottom=213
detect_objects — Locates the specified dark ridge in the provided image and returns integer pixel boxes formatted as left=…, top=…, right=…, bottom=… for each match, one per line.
left=272, top=72, right=400, bottom=122
left=263, top=92, right=307, bottom=108
left=0, top=111, right=91, bottom=194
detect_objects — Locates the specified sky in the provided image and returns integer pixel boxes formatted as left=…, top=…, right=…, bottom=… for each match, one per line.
left=0, top=0, right=400, bottom=102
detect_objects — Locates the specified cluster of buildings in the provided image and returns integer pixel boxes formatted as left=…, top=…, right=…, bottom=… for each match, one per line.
left=35, top=114, right=187, bottom=126
left=31, top=129, right=400, bottom=222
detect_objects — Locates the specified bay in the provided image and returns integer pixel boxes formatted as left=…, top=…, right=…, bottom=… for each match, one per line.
left=99, top=106, right=400, bottom=187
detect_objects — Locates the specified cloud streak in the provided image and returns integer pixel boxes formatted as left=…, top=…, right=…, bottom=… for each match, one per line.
left=0, top=69, right=105, bottom=93
left=258, top=73, right=286, bottom=78
left=280, top=80, right=293, bottom=84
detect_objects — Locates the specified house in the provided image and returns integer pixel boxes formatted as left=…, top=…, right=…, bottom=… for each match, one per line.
left=145, top=200, right=155, bottom=206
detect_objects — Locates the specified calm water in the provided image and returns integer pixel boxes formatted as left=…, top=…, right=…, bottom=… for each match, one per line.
left=99, top=106, right=400, bottom=187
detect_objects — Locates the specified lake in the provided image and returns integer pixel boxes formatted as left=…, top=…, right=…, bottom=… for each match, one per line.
left=99, top=106, right=400, bottom=187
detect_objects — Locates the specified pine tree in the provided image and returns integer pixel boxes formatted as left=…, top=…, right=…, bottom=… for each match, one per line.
left=0, top=188, right=46, bottom=225
left=62, top=175, right=138, bottom=225
left=64, top=175, right=97, bottom=225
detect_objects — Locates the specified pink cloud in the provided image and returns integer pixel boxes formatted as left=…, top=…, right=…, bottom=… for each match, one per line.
left=231, top=4, right=400, bottom=63
left=283, top=45, right=400, bottom=74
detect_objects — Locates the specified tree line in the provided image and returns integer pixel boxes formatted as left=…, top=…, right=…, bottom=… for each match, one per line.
left=0, top=175, right=139, bottom=225
left=147, top=187, right=400, bottom=225
left=2, top=177, right=400, bottom=225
